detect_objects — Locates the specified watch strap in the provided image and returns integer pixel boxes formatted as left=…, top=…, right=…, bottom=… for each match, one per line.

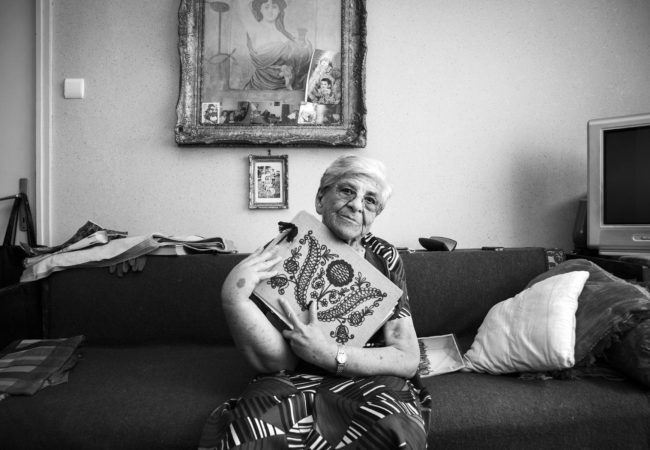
left=335, top=345, right=347, bottom=376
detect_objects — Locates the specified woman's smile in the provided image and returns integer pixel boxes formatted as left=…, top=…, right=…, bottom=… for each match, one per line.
left=337, top=213, right=360, bottom=224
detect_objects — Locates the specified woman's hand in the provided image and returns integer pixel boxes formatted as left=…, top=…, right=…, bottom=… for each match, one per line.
left=221, top=245, right=282, bottom=306
left=278, top=298, right=420, bottom=377
left=280, top=299, right=337, bottom=371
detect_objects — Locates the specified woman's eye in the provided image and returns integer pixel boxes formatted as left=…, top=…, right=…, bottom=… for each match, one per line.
left=340, top=188, right=355, bottom=196
left=364, top=197, right=377, bottom=205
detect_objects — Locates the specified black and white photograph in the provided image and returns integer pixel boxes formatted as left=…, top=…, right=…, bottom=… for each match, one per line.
left=3, top=0, right=650, bottom=448
left=248, top=154, right=288, bottom=208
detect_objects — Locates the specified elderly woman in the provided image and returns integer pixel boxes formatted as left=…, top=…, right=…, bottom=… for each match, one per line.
left=199, top=156, right=429, bottom=449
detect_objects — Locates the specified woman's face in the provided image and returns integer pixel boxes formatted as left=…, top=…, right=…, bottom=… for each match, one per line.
left=260, top=0, right=280, bottom=22
left=320, top=80, right=331, bottom=93
left=316, top=175, right=382, bottom=246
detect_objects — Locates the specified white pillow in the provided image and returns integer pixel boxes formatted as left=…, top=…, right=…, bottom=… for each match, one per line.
left=463, top=271, right=589, bottom=374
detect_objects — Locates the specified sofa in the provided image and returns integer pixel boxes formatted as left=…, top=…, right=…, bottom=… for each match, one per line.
left=0, top=247, right=648, bottom=449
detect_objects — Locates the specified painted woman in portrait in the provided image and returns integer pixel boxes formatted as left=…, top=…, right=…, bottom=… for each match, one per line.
left=238, top=0, right=313, bottom=90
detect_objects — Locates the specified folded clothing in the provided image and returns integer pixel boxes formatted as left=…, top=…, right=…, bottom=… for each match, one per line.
left=21, top=234, right=238, bottom=282
left=21, top=220, right=127, bottom=257
left=20, top=235, right=160, bottom=282
left=0, top=335, right=84, bottom=397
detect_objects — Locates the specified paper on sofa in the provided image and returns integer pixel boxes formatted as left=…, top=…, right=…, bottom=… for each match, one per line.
left=252, top=211, right=402, bottom=347
left=418, top=334, right=466, bottom=377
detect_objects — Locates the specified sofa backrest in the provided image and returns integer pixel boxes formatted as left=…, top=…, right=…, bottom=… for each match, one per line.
left=42, top=248, right=549, bottom=345
left=44, top=254, right=247, bottom=345
left=402, top=248, right=548, bottom=343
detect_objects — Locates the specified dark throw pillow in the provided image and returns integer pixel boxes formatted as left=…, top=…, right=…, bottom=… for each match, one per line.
left=526, top=259, right=650, bottom=366
left=605, top=318, right=650, bottom=388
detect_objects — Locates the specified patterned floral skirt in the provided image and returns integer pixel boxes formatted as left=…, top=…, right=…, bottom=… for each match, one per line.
left=198, top=371, right=430, bottom=449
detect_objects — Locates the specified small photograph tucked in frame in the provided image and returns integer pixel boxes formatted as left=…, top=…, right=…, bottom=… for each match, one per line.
left=249, top=154, right=288, bottom=209
left=297, top=102, right=316, bottom=125
left=305, top=50, right=342, bottom=109
left=201, top=102, right=222, bottom=125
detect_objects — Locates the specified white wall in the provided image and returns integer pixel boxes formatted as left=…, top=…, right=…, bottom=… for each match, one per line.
left=0, top=0, right=35, bottom=241
left=43, top=0, right=650, bottom=252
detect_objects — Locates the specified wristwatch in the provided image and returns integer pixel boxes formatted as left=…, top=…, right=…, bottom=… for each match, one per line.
left=335, top=345, right=347, bottom=376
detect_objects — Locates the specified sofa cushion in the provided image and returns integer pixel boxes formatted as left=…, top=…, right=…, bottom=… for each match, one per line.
left=0, top=344, right=255, bottom=449
left=422, top=372, right=650, bottom=449
left=526, top=259, right=650, bottom=365
left=463, top=271, right=588, bottom=374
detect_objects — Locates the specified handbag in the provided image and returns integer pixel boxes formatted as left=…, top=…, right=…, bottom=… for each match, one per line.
left=1, top=193, right=37, bottom=288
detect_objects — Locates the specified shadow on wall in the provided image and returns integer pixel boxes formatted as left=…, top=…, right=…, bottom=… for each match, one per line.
left=506, top=146, right=583, bottom=250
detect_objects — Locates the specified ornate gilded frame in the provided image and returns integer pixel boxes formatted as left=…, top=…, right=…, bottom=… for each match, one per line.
left=175, top=0, right=367, bottom=147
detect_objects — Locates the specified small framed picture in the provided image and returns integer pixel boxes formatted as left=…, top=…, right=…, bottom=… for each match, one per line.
left=249, top=154, right=288, bottom=209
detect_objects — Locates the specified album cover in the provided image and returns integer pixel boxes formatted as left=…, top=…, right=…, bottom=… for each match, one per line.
left=253, top=211, right=403, bottom=347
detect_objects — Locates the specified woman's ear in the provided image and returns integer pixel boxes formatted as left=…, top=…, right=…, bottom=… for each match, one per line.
left=315, top=190, right=324, bottom=214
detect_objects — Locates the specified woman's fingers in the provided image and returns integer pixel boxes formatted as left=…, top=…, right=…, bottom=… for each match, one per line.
left=255, top=256, right=282, bottom=279
left=308, top=301, right=317, bottom=325
left=243, top=247, right=269, bottom=264
left=256, top=268, right=280, bottom=282
left=263, top=253, right=283, bottom=267
left=241, top=248, right=282, bottom=273
left=251, top=245, right=266, bottom=255
left=278, top=298, right=302, bottom=331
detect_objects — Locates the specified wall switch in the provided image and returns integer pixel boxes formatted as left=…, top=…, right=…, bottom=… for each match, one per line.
left=64, top=78, right=85, bottom=99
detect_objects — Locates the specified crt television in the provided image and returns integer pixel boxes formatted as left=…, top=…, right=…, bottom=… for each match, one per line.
left=587, top=112, right=650, bottom=257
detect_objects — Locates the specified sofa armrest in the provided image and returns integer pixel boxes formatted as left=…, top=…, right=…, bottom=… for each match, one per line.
left=566, top=253, right=650, bottom=282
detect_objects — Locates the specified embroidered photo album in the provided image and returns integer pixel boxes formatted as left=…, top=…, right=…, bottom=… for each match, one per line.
left=252, top=211, right=403, bottom=347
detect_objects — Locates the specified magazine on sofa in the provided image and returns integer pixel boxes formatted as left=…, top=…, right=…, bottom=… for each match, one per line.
left=252, top=211, right=403, bottom=347
left=418, top=334, right=466, bottom=377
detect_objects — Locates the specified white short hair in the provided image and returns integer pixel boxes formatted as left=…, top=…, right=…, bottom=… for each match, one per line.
left=318, top=155, right=393, bottom=210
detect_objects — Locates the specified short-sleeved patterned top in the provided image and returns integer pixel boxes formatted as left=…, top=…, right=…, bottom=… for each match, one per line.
left=361, top=233, right=411, bottom=347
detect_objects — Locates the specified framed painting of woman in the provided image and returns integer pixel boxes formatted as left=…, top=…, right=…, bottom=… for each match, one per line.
left=176, top=0, right=367, bottom=147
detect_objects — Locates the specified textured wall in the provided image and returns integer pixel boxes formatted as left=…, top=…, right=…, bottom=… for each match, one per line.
left=0, top=0, right=35, bottom=240
left=47, top=0, right=650, bottom=252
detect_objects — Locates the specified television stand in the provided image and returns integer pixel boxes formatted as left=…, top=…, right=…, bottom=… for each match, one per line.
left=568, top=250, right=650, bottom=282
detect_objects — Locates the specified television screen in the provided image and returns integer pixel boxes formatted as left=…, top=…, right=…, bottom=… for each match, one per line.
left=603, top=125, right=650, bottom=225
left=588, top=112, right=650, bottom=256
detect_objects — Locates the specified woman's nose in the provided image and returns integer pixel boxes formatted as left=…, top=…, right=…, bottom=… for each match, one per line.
left=347, top=194, right=364, bottom=211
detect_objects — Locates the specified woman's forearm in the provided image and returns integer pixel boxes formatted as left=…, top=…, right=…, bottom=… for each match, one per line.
left=219, top=246, right=298, bottom=373
left=337, top=316, right=421, bottom=378
left=310, top=340, right=419, bottom=379
left=222, top=293, right=298, bottom=373
left=340, top=344, right=420, bottom=379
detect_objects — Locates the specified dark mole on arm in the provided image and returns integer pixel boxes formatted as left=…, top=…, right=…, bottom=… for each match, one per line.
left=236, top=278, right=246, bottom=288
